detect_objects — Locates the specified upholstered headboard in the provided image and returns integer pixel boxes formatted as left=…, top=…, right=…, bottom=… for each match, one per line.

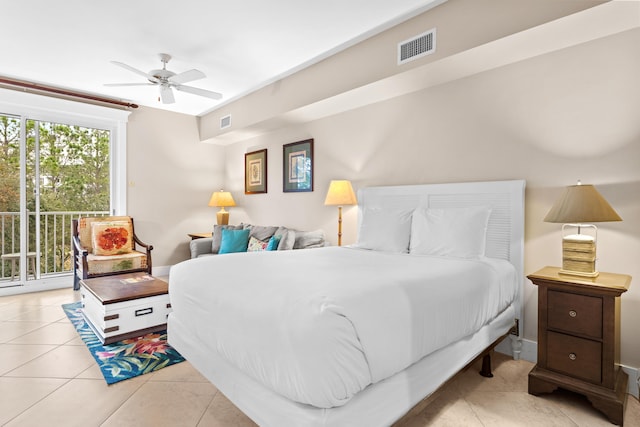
left=357, top=179, right=526, bottom=335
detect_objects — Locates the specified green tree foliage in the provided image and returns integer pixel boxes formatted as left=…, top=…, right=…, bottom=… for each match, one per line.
left=30, top=121, right=110, bottom=212
left=0, top=116, right=20, bottom=212
left=1, top=115, right=110, bottom=277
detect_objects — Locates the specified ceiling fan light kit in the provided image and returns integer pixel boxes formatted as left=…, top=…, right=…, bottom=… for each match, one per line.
left=106, top=53, right=222, bottom=104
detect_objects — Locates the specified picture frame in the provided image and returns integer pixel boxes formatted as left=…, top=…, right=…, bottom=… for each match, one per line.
left=244, top=149, right=267, bottom=194
left=283, top=139, right=314, bottom=192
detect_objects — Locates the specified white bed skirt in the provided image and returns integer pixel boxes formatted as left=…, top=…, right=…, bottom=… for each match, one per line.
left=168, top=304, right=515, bottom=427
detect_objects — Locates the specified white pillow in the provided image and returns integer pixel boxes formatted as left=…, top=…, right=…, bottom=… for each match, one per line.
left=409, top=207, right=491, bottom=258
left=354, top=208, right=413, bottom=253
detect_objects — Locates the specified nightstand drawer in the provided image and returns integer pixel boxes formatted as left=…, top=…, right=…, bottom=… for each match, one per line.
left=547, top=331, right=602, bottom=384
left=548, top=290, right=602, bottom=338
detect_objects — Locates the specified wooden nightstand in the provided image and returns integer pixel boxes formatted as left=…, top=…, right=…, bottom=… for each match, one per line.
left=528, top=266, right=631, bottom=426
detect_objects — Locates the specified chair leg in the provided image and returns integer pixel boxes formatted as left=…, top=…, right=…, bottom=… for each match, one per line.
left=10, top=258, right=17, bottom=281
left=480, top=353, right=494, bottom=378
left=72, top=259, right=80, bottom=290
left=29, top=256, right=36, bottom=279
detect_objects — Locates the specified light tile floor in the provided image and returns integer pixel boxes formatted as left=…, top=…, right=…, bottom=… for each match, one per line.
left=0, top=287, right=639, bottom=426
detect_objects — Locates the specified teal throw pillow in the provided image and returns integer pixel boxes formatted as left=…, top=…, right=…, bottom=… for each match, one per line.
left=266, top=234, right=282, bottom=251
left=219, top=228, right=250, bottom=254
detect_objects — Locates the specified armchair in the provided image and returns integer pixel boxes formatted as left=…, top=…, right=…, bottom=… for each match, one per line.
left=72, top=216, right=153, bottom=290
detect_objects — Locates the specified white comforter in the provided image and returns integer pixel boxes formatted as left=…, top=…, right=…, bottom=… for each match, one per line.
left=168, top=246, right=517, bottom=409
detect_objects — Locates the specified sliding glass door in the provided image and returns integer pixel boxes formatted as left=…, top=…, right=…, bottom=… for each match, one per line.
left=0, top=114, right=111, bottom=288
left=0, top=115, right=23, bottom=285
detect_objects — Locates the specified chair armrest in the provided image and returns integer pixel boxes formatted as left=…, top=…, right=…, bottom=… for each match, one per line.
left=190, top=237, right=214, bottom=259
left=72, top=235, right=88, bottom=257
left=133, top=234, right=153, bottom=252
left=133, top=234, right=153, bottom=273
left=72, top=234, right=90, bottom=289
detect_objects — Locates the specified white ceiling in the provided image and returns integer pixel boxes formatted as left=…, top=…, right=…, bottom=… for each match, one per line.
left=1, top=0, right=444, bottom=116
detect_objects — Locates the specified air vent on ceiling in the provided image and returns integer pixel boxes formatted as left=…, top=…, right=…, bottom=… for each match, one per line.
left=220, top=115, right=231, bottom=129
left=398, top=28, right=436, bottom=65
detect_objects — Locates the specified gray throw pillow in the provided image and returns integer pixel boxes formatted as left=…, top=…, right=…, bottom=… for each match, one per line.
left=245, top=224, right=278, bottom=241
left=276, top=229, right=296, bottom=251
left=293, top=229, right=326, bottom=249
left=212, top=224, right=243, bottom=254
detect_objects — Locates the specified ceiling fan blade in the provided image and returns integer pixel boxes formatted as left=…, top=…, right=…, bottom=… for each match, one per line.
left=110, top=61, right=148, bottom=77
left=111, top=61, right=159, bottom=83
left=175, top=84, right=222, bottom=100
left=169, top=69, right=205, bottom=85
left=104, top=83, right=155, bottom=87
left=160, top=85, right=175, bottom=104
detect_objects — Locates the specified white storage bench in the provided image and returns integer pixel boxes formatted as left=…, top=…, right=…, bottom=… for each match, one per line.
left=80, top=273, right=171, bottom=344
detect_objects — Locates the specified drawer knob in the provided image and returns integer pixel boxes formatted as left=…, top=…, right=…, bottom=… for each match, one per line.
left=569, top=353, right=577, bottom=361
left=569, top=310, right=577, bottom=318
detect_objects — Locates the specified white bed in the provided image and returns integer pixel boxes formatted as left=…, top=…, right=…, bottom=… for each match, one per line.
left=168, top=179, right=525, bottom=426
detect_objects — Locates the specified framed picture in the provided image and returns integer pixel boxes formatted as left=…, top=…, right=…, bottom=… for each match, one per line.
left=245, top=149, right=267, bottom=194
left=283, top=139, right=314, bottom=192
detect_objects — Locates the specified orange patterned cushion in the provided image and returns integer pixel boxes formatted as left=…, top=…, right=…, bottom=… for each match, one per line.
left=78, top=216, right=132, bottom=252
left=85, top=252, right=147, bottom=275
left=91, top=221, right=133, bottom=255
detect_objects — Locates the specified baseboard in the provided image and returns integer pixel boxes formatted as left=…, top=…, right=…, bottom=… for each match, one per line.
left=495, top=335, right=537, bottom=363
left=621, top=365, right=640, bottom=399
left=496, top=337, right=640, bottom=398
left=0, top=275, right=71, bottom=296
left=152, top=265, right=171, bottom=278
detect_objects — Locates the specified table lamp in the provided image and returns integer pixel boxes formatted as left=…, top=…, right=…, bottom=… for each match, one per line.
left=324, top=180, right=357, bottom=246
left=208, top=190, right=236, bottom=225
left=544, top=181, right=621, bottom=277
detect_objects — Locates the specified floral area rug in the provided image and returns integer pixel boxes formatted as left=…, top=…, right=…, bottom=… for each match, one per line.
left=62, top=301, right=185, bottom=384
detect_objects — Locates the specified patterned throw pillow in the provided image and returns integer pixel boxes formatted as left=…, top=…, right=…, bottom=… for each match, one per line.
left=91, top=221, right=133, bottom=256
left=78, top=216, right=131, bottom=252
left=247, top=236, right=269, bottom=252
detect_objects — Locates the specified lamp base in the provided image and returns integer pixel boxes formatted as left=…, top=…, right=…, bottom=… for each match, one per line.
left=216, top=210, right=229, bottom=225
left=561, top=231, right=597, bottom=278
left=337, top=206, right=343, bottom=247
left=559, top=269, right=600, bottom=278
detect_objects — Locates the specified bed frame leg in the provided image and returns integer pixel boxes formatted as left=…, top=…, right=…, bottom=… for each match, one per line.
left=510, top=335, right=522, bottom=360
left=479, top=353, right=494, bottom=378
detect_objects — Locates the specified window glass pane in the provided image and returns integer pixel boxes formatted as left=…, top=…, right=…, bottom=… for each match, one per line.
left=0, top=115, right=21, bottom=282
left=1, top=113, right=110, bottom=284
left=34, top=121, right=110, bottom=212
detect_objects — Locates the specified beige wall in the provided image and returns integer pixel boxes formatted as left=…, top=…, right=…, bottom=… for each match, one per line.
left=126, top=106, right=226, bottom=266
left=216, top=28, right=640, bottom=368
left=199, top=0, right=608, bottom=144
left=126, top=1, right=639, bottom=369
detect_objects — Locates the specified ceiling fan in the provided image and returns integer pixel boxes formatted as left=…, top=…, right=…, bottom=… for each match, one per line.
left=105, top=53, right=222, bottom=104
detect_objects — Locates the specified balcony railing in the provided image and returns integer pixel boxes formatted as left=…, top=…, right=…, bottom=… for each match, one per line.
left=1, top=211, right=109, bottom=282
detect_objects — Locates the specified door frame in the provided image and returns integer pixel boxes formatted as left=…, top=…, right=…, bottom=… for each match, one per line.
left=0, top=88, right=130, bottom=294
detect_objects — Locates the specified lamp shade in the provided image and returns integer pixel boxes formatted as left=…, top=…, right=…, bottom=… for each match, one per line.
left=324, top=180, right=357, bottom=206
left=544, top=183, right=621, bottom=224
left=208, top=190, right=236, bottom=208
